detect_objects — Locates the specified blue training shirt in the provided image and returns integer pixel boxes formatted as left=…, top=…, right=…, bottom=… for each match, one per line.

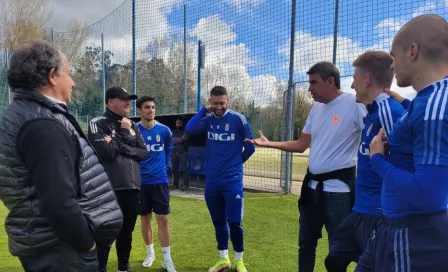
left=138, top=121, right=173, bottom=185
left=371, top=76, right=448, bottom=217
left=185, top=107, right=255, bottom=184
left=354, top=93, right=405, bottom=216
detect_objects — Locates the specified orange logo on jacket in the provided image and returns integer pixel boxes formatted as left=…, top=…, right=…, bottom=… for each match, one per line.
left=332, top=115, right=339, bottom=124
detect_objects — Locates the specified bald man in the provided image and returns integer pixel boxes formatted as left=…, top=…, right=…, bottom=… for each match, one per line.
left=355, top=14, right=448, bottom=272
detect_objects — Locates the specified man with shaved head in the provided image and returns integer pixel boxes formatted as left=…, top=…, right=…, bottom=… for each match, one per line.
left=356, top=14, right=448, bottom=271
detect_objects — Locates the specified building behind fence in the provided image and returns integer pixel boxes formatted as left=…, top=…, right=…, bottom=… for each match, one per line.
left=0, top=0, right=447, bottom=193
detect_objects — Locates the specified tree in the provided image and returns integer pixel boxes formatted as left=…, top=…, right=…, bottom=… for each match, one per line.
left=293, top=90, right=313, bottom=138
left=53, top=18, right=89, bottom=68
left=0, top=0, right=52, bottom=51
left=68, top=46, right=113, bottom=117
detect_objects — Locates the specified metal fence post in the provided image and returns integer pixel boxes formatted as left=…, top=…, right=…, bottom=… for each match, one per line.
left=131, top=0, right=137, bottom=116
left=197, top=40, right=205, bottom=112
left=101, top=33, right=106, bottom=113
left=332, top=0, right=340, bottom=65
left=280, top=0, right=297, bottom=194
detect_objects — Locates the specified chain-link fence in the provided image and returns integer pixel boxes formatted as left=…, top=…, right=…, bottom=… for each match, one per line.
left=1, top=0, right=448, bottom=193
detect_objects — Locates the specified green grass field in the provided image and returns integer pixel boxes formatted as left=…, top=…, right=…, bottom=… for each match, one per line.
left=0, top=193, right=355, bottom=272
left=245, top=147, right=309, bottom=181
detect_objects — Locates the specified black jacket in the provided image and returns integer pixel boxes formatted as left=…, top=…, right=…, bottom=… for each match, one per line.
left=172, top=128, right=190, bottom=153
left=0, top=89, right=123, bottom=257
left=88, top=108, right=148, bottom=191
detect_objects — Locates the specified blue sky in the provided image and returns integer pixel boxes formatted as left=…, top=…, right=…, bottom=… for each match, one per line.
left=43, top=0, right=448, bottom=102
left=160, top=0, right=448, bottom=99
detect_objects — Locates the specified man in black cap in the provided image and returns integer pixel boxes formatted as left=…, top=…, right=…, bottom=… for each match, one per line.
left=88, top=86, right=149, bottom=272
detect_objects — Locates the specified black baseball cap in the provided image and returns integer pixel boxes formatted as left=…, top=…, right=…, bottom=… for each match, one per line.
left=105, top=86, right=138, bottom=103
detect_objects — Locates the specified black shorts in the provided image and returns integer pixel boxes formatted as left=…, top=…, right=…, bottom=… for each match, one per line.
left=329, top=211, right=380, bottom=262
left=138, top=183, right=170, bottom=216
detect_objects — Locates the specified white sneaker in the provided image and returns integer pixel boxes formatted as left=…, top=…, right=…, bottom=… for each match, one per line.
left=162, top=261, right=177, bottom=272
left=142, top=254, right=155, bottom=268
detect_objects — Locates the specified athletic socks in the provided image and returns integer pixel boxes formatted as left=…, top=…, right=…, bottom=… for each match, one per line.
left=146, top=244, right=154, bottom=256
left=235, top=251, right=243, bottom=261
left=219, top=249, right=229, bottom=259
left=162, top=246, right=173, bottom=263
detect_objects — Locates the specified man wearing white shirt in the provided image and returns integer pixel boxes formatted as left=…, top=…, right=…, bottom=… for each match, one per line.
left=247, top=61, right=367, bottom=272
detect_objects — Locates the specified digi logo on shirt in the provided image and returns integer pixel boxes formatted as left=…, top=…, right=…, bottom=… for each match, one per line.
left=208, top=132, right=236, bottom=141
left=359, top=142, right=370, bottom=156
left=146, top=144, right=164, bottom=152
left=145, top=134, right=164, bottom=152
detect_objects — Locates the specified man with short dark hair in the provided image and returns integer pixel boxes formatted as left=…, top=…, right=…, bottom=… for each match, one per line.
left=0, top=40, right=123, bottom=272
left=135, top=96, right=177, bottom=272
left=356, top=14, right=448, bottom=272
left=248, top=61, right=367, bottom=272
left=171, top=116, right=190, bottom=190
left=88, top=86, right=148, bottom=272
left=186, top=86, right=255, bottom=272
left=324, top=50, right=406, bottom=272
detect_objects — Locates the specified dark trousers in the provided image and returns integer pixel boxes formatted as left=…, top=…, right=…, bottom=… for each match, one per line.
left=172, top=151, right=189, bottom=187
left=356, top=211, right=448, bottom=272
left=298, top=188, right=351, bottom=272
left=98, top=190, right=139, bottom=272
left=19, top=243, right=98, bottom=272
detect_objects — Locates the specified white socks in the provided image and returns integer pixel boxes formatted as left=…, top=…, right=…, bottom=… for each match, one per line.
left=219, top=250, right=243, bottom=260
left=146, top=244, right=154, bottom=256
left=219, top=249, right=229, bottom=259
left=235, top=251, right=243, bottom=261
left=146, top=244, right=172, bottom=263
left=162, top=246, right=172, bottom=263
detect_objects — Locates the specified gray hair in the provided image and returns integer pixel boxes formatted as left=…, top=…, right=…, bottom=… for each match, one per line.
left=7, top=40, right=62, bottom=90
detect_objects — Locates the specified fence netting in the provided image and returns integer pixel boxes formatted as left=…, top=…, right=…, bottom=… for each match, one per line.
left=1, top=0, right=447, bottom=193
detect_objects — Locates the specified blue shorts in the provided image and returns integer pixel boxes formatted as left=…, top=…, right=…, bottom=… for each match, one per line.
left=355, top=211, right=448, bottom=272
left=138, top=183, right=170, bottom=216
left=205, top=182, right=244, bottom=224
left=329, top=211, right=380, bottom=262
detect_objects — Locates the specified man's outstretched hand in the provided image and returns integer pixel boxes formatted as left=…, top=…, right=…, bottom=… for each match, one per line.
left=245, top=130, right=270, bottom=147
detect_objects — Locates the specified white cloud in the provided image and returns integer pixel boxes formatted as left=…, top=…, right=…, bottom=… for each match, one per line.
left=390, top=78, right=417, bottom=99
left=68, top=0, right=182, bottom=65
left=340, top=77, right=355, bottom=94
left=412, top=2, right=437, bottom=18
left=251, top=75, right=278, bottom=106
left=225, top=0, right=263, bottom=13
left=191, top=14, right=255, bottom=103
left=278, top=13, right=422, bottom=100
left=279, top=31, right=363, bottom=75
left=366, top=18, right=406, bottom=53
left=45, top=0, right=124, bottom=30
left=191, top=14, right=252, bottom=68
left=374, top=18, right=405, bottom=40
left=136, top=0, right=184, bottom=41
